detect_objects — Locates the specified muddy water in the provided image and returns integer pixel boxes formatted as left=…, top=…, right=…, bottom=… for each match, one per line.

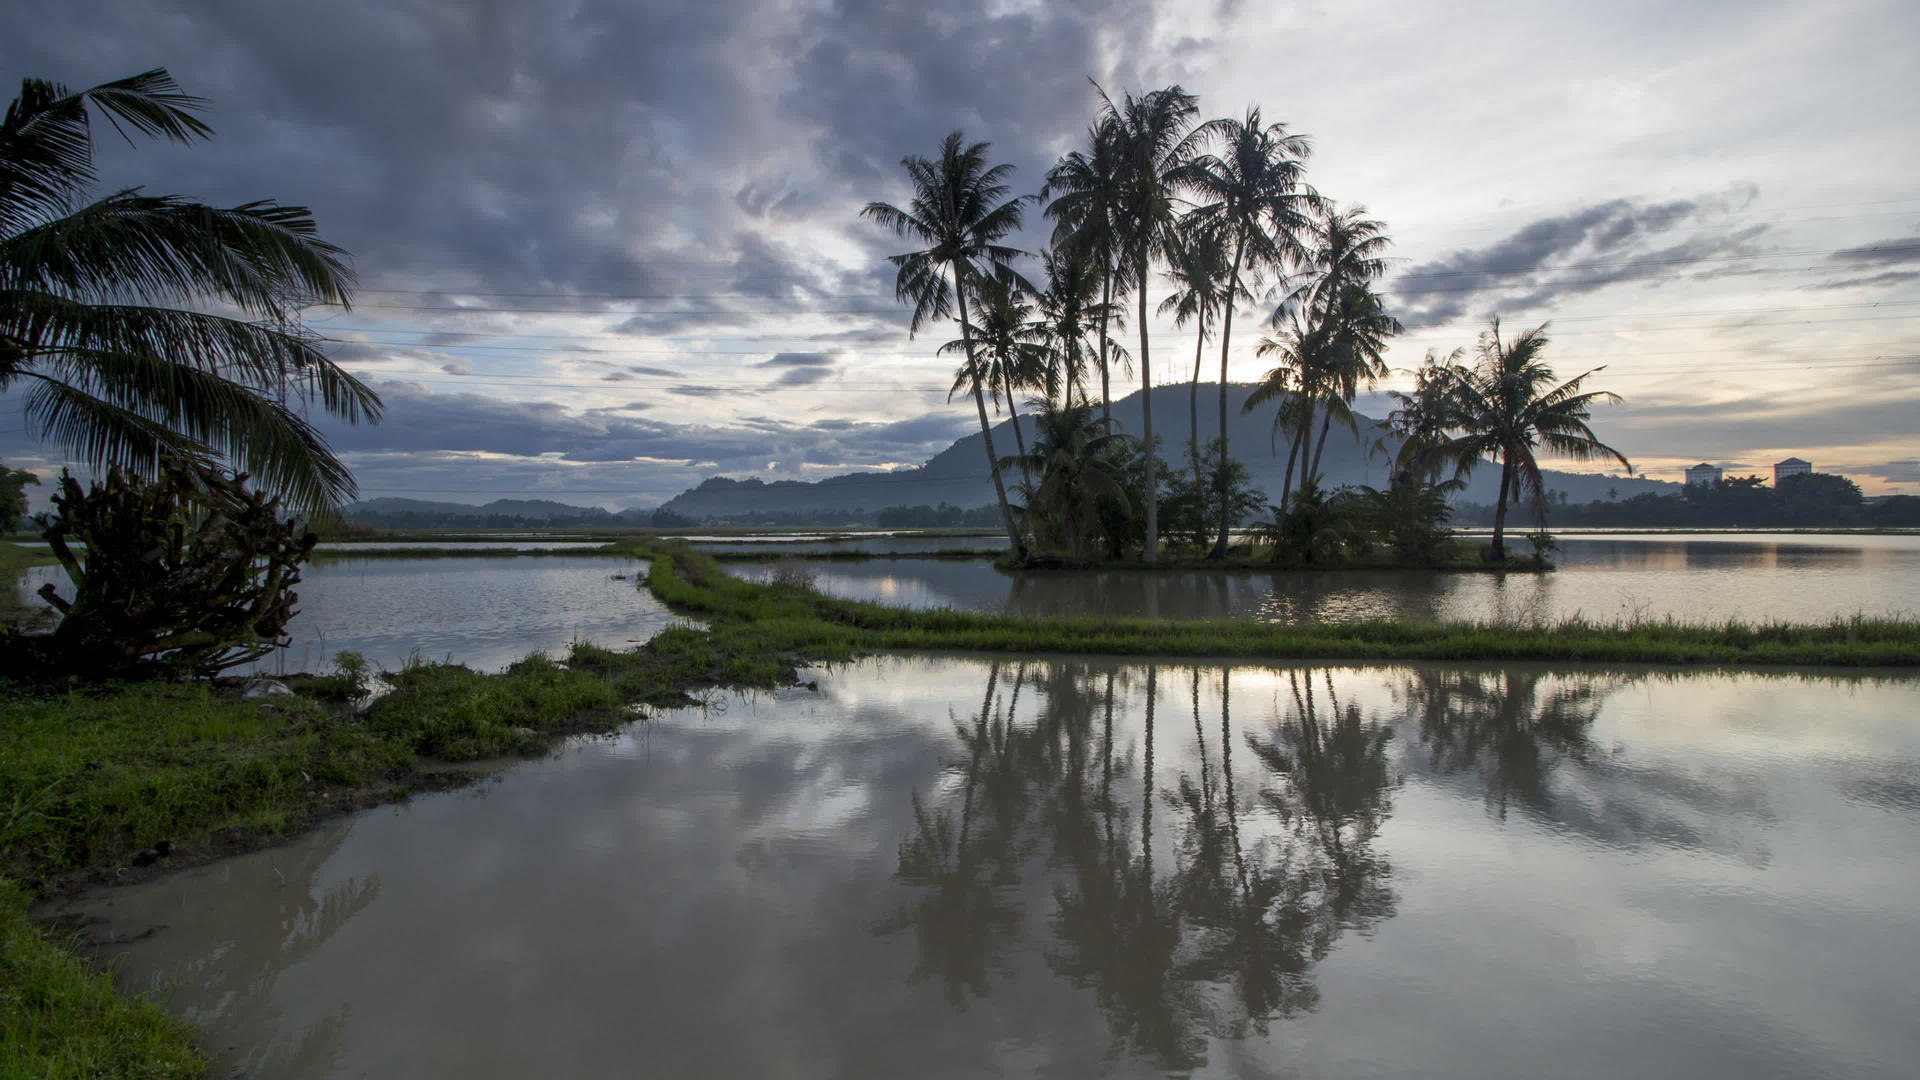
left=727, top=532, right=1920, bottom=623
left=56, top=659, right=1920, bottom=1078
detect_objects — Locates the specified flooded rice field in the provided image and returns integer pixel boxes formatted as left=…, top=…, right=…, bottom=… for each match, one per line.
left=55, top=657, right=1920, bottom=1078
left=20, top=554, right=686, bottom=674
left=727, top=533, right=1920, bottom=624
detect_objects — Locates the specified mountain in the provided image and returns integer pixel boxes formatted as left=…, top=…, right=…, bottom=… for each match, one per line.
left=343, top=497, right=630, bottom=529
left=657, top=383, right=1673, bottom=520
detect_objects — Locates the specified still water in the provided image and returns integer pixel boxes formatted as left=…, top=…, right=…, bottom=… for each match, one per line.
left=728, top=533, right=1920, bottom=623
left=19, top=554, right=684, bottom=674
left=59, top=658, right=1920, bottom=1078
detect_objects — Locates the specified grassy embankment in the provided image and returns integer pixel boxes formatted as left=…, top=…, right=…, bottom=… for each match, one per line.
left=3, top=537, right=1918, bottom=1073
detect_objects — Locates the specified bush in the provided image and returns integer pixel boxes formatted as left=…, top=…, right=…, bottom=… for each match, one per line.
left=13, top=462, right=317, bottom=681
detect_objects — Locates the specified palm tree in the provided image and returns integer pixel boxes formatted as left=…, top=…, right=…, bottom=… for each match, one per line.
left=1305, top=283, right=1399, bottom=482
left=1294, top=206, right=1397, bottom=484
left=863, top=131, right=1031, bottom=560
left=1447, top=319, right=1630, bottom=561
left=1183, top=108, right=1318, bottom=557
left=1, top=69, right=381, bottom=513
left=1157, top=224, right=1231, bottom=489
left=1385, top=348, right=1473, bottom=488
left=942, top=270, right=1050, bottom=489
left=1101, top=83, right=1205, bottom=562
left=1044, top=119, right=1130, bottom=426
left=1244, top=309, right=1319, bottom=510
left=1001, top=403, right=1130, bottom=563
left=1032, top=247, right=1103, bottom=410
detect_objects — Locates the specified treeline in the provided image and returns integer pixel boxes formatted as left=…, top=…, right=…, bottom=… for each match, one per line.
left=1455, top=473, right=1920, bottom=528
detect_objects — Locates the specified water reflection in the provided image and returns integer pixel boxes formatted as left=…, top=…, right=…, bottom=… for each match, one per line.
left=727, top=532, right=1920, bottom=624
left=51, top=658, right=1920, bottom=1078
left=81, top=824, right=379, bottom=1079
left=885, top=660, right=1411, bottom=1069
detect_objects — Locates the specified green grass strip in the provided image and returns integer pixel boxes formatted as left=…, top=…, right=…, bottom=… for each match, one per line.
left=0, top=878, right=205, bottom=1079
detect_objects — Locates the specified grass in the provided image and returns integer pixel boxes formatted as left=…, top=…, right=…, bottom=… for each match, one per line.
left=0, top=879, right=205, bottom=1079
left=645, top=541, right=1920, bottom=668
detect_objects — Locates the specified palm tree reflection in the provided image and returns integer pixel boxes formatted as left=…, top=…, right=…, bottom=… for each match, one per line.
left=885, top=659, right=1403, bottom=1069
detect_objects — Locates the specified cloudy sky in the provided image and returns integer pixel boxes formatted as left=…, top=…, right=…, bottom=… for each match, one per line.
left=4, top=0, right=1917, bottom=506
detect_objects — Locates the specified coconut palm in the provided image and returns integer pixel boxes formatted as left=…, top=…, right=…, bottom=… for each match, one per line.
left=1304, top=282, right=1399, bottom=482
left=863, top=131, right=1031, bottom=560
left=1001, top=403, right=1130, bottom=563
left=1183, top=108, right=1318, bottom=557
left=1100, top=83, right=1206, bottom=562
left=1044, top=118, right=1130, bottom=425
left=1032, top=247, right=1104, bottom=409
left=942, top=270, right=1050, bottom=489
left=1385, top=348, right=1473, bottom=488
left=1, top=68, right=381, bottom=513
left=1244, top=309, right=1322, bottom=510
left=1157, top=223, right=1232, bottom=489
left=1292, top=206, right=1397, bottom=484
left=1447, top=319, right=1630, bottom=561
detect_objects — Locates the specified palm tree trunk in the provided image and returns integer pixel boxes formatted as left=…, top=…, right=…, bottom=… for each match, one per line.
left=1097, top=257, right=1114, bottom=427
left=1309, top=406, right=1335, bottom=481
left=1138, top=251, right=1158, bottom=563
left=1490, top=457, right=1514, bottom=562
left=1279, top=400, right=1302, bottom=511
left=956, top=271, right=1027, bottom=562
left=1188, top=314, right=1205, bottom=489
left=1208, top=244, right=1245, bottom=560
left=1002, top=364, right=1032, bottom=491
left=1296, top=397, right=1316, bottom=494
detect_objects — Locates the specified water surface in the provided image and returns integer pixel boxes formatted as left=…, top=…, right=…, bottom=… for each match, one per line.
left=728, top=533, right=1920, bottom=623
left=21, top=554, right=681, bottom=674
left=58, top=658, right=1920, bottom=1078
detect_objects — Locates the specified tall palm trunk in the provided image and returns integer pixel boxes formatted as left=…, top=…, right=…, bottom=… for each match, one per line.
left=956, top=271, right=1026, bottom=561
left=1001, top=364, right=1032, bottom=490
left=1490, top=457, right=1515, bottom=562
left=1188, top=312, right=1206, bottom=488
left=1097, top=256, right=1114, bottom=426
left=1138, top=250, right=1159, bottom=562
left=1279, top=398, right=1303, bottom=511
left=1296, top=395, right=1316, bottom=494
left=1309, top=406, right=1335, bottom=480
left=1209, top=238, right=1247, bottom=559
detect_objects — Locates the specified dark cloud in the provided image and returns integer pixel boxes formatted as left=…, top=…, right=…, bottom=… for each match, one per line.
left=669, top=385, right=727, bottom=397
left=1826, top=236, right=1920, bottom=266
left=773, top=366, right=835, bottom=386
left=1835, top=459, right=1920, bottom=483
left=1805, top=270, right=1920, bottom=291
left=757, top=353, right=836, bottom=368
left=628, top=365, right=682, bottom=377
left=1391, top=189, right=1767, bottom=327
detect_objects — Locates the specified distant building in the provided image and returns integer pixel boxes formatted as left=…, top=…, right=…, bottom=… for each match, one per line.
left=1685, top=463, right=1723, bottom=486
left=1774, top=457, right=1812, bottom=484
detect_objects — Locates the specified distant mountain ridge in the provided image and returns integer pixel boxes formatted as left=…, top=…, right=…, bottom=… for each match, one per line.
left=657, top=384, right=1673, bottom=520
left=344, top=384, right=1671, bottom=527
left=342, top=497, right=636, bottom=528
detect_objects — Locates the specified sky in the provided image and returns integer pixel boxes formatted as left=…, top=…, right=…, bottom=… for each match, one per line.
left=3, top=0, right=1917, bottom=507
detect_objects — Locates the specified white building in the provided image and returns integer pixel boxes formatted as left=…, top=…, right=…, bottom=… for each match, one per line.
left=1685, top=463, right=1723, bottom=486
left=1773, top=457, right=1812, bottom=484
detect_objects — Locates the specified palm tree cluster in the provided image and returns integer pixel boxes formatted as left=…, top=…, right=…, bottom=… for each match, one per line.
left=866, top=85, right=1353, bottom=564
left=864, top=86, right=1628, bottom=567
left=2, top=69, right=380, bottom=514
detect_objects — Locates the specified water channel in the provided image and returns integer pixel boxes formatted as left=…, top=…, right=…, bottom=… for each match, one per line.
left=54, top=656, right=1920, bottom=1078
